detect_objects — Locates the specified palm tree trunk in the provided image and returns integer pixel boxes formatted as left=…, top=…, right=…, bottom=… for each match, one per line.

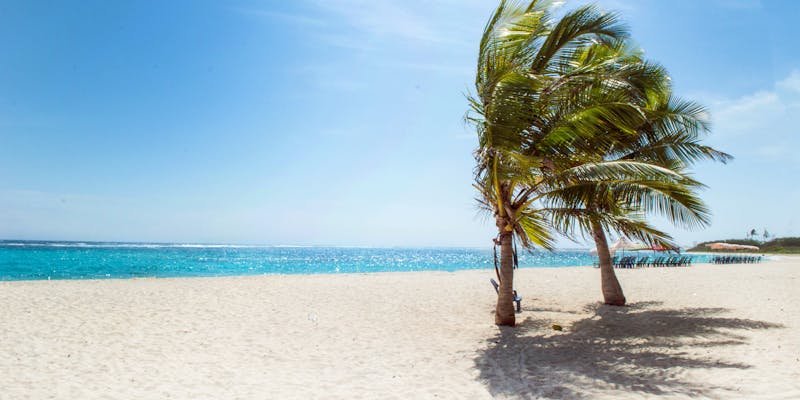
left=591, top=220, right=626, bottom=306
left=495, top=216, right=516, bottom=326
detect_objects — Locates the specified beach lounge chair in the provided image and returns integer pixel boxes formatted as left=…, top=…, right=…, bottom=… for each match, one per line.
left=617, top=256, right=636, bottom=269
left=667, top=256, right=678, bottom=267
left=490, top=278, right=522, bottom=313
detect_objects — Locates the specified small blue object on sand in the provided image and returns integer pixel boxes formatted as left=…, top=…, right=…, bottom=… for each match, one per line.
left=490, top=278, right=522, bottom=313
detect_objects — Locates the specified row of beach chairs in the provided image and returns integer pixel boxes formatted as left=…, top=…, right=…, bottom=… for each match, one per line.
left=711, top=255, right=762, bottom=264
left=598, top=256, right=693, bottom=269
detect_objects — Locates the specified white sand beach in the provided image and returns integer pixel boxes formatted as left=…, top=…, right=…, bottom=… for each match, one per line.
left=1, top=257, right=798, bottom=399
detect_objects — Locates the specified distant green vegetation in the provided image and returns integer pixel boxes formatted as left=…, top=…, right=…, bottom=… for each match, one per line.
left=688, top=237, right=800, bottom=254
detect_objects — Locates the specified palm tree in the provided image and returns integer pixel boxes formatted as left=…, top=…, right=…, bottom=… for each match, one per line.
left=470, top=0, right=649, bottom=325
left=470, top=1, right=733, bottom=320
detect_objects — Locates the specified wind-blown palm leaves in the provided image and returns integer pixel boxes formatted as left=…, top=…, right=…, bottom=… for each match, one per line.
left=469, top=0, right=730, bottom=324
left=470, top=0, right=639, bottom=326
left=542, top=94, right=731, bottom=305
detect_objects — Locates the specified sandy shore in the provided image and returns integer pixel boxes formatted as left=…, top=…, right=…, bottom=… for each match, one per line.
left=1, top=257, right=798, bottom=399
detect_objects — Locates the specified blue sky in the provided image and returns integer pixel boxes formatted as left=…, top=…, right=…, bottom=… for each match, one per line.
left=1, top=0, right=798, bottom=247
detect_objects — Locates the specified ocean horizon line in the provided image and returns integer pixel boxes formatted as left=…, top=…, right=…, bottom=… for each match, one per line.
left=0, top=239, right=593, bottom=251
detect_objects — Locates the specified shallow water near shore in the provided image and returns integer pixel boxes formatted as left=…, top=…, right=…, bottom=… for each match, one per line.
left=0, top=240, right=712, bottom=281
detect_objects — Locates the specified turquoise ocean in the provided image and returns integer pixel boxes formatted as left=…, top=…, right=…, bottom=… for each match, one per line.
left=0, top=241, right=710, bottom=281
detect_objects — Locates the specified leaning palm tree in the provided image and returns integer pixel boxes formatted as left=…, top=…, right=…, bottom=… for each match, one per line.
left=470, top=1, right=733, bottom=322
left=470, top=0, right=648, bottom=326
left=544, top=162, right=714, bottom=305
left=595, top=93, right=731, bottom=305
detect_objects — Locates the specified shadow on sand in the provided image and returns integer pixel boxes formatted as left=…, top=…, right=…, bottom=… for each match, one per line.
left=474, top=302, right=783, bottom=399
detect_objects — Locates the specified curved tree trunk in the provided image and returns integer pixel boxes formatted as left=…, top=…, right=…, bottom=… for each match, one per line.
left=591, top=220, right=626, bottom=306
left=495, top=216, right=516, bottom=326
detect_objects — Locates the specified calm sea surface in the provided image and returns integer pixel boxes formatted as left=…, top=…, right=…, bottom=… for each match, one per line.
left=0, top=241, right=711, bottom=281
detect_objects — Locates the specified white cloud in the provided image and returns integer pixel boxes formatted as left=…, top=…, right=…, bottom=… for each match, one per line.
left=667, top=70, right=800, bottom=242
left=312, top=0, right=441, bottom=44
left=240, top=0, right=479, bottom=48
left=702, top=70, right=799, bottom=164
left=711, top=91, right=784, bottom=136
left=777, top=70, right=800, bottom=93
left=239, top=1, right=486, bottom=93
